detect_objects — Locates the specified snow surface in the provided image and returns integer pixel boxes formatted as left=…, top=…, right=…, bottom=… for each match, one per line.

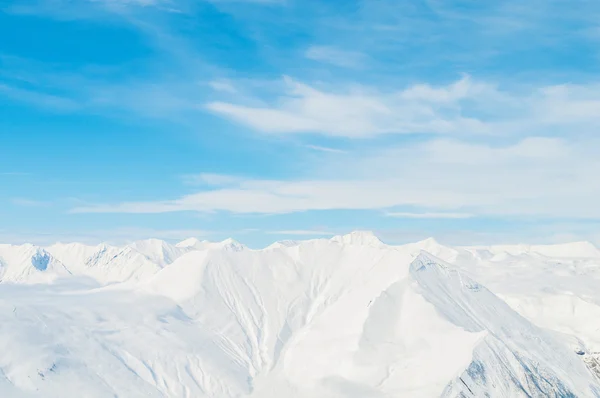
left=0, top=232, right=599, bottom=397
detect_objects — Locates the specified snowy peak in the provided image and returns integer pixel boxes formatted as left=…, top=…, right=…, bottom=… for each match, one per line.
left=218, top=238, right=245, bottom=251
left=415, top=236, right=441, bottom=248
left=46, top=242, right=108, bottom=270
left=175, top=237, right=245, bottom=252
left=0, top=244, right=70, bottom=282
left=330, top=230, right=384, bottom=246
left=129, top=238, right=183, bottom=267
left=265, top=239, right=299, bottom=250
left=404, top=238, right=460, bottom=263
left=175, top=237, right=208, bottom=250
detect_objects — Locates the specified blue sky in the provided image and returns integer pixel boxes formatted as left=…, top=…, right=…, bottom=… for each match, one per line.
left=2, top=0, right=600, bottom=247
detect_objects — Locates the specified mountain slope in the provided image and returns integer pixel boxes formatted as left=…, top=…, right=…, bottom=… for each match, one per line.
left=411, top=253, right=598, bottom=397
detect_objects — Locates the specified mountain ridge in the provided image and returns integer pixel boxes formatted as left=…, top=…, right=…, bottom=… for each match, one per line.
left=0, top=234, right=599, bottom=397
left=1, top=232, right=599, bottom=286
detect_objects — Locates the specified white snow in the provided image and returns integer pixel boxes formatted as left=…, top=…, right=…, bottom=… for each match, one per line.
left=0, top=233, right=599, bottom=397
left=175, top=237, right=246, bottom=252
left=128, top=238, right=185, bottom=267
left=175, top=237, right=207, bottom=249
left=330, top=230, right=384, bottom=246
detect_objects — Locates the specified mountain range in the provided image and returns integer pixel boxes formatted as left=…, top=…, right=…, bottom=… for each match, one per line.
left=0, top=231, right=599, bottom=397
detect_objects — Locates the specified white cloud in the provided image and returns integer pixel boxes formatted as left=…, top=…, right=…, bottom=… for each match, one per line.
left=181, top=173, right=244, bottom=186
left=205, top=76, right=600, bottom=138
left=398, top=75, right=491, bottom=102
left=267, top=230, right=335, bottom=236
left=0, top=227, right=211, bottom=246
left=533, top=84, right=600, bottom=125
left=205, top=76, right=490, bottom=138
left=305, top=144, right=346, bottom=153
left=385, top=212, right=474, bottom=219
left=208, top=79, right=238, bottom=93
left=305, top=46, right=367, bottom=68
left=70, top=136, right=600, bottom=219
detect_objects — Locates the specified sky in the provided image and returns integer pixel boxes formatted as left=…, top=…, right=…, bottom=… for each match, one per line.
left=1, top=0, right=600, bottom=247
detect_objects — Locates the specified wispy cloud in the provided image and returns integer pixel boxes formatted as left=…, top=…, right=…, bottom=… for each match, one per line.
left=305, top=46, right=367, bottom=68
left=70, top=136, right=600, bottom=219
left=103, top=227, right=211, bottom=243
left=208, top=79, right=238, bottom=93
left=0, top=227, right=211, bottom=246
left=0, top=68, right=204, bottom=120
left=206, top=75, right=490, bottom=137
left=305, top=144, right=345, bottom=153
left=0, top=83, right=79, bottom=111
left=206, top=76, right=600, bottom=138
left=5, top=0, right=176, bottom=17
left=0, top=6, right=209, bottom=119
left=181, top=173, right=244, bottom=186
left=385, top=212, right=474, bottom=219
left=267, top=230, right=334, bottom=236
left=5, top=1, right=600, bottom=135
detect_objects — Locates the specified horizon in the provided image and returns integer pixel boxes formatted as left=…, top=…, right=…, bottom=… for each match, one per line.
left=2, top=230, right=599, bottom=251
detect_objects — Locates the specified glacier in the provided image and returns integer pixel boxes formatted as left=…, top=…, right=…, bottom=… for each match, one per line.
left=0, top=232, right=599, bottom=397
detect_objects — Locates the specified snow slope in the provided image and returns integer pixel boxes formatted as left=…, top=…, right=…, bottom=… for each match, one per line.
left=0, top=233, right=599, bottom=397
left=412, top=253, right=598, bottom=397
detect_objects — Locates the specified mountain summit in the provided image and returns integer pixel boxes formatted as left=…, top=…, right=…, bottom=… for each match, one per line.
left=330, top=230, right=384, bottom=246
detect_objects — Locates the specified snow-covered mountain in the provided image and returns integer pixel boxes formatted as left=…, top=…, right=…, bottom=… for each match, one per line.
left=0, top=244, right=71, bottom=283
left=0, top=232, right=599, bottom=397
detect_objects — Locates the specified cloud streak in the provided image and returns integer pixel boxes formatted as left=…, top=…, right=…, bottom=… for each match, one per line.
left=266, top=230, right=335, bottom=236
left=0, top=227, right=211, bottom=246
left=385, top=212, right=474, bottom=219
left=205, top=76, right=600, bottom=138
left=70, top=136, right=600, bottom=219
left=205, top=76, right=490, bottom=137
left=305, top=144, right=345, bottom=153
left=305, top=46, right=367, bottom=68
